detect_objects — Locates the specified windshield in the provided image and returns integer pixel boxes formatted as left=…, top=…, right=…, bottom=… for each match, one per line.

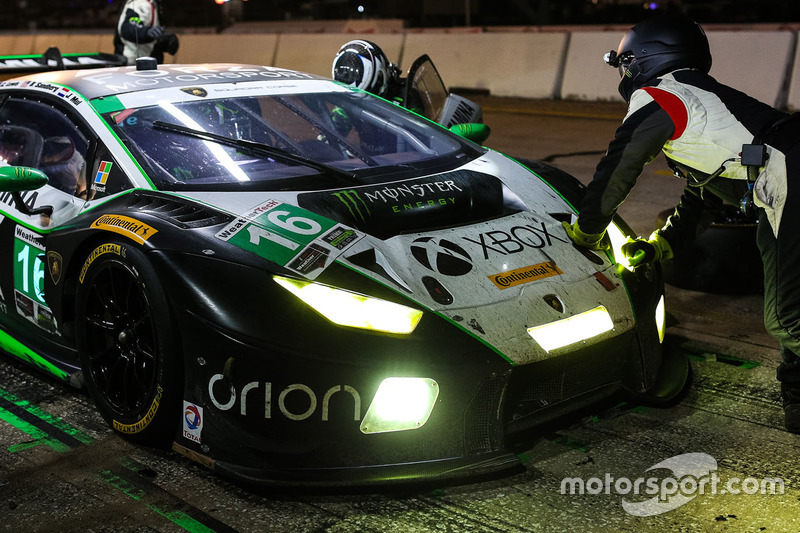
left=103, top=86, right=477, bottom=191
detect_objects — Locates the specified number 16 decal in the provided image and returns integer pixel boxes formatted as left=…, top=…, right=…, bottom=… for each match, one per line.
left=216, top=200, right=361, bottom=278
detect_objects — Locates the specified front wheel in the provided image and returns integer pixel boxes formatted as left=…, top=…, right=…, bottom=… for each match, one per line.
left=75, top=240, right=182, bottom=446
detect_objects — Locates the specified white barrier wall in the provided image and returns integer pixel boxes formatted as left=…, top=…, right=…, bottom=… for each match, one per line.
left=707, top=32, right=795, bottom=109
left=2, top=27, right=799, bottom=111
left=402, top=32, right=568, bottom=98
left=273, top=33, right=404, bottom=78
left=174, top=34, right=278, bottom=66
left=788, top=41, right=800, bottom=111
left=561, top=31, right=626, bottom=102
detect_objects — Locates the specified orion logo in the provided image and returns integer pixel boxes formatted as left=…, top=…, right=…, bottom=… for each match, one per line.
left=333, top=190, right=370, bottom=223
left=410, top=237, right=473, bottom=276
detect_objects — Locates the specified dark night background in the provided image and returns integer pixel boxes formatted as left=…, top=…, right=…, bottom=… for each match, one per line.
left=2, top=0, right=800, bottom=31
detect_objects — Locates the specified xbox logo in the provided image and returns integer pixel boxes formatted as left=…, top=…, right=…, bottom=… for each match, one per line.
left=410, top=237, right=473, bottom=276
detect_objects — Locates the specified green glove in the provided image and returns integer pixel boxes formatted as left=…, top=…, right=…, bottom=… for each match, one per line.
left=621, top=232, right=674, bottom=267
left=562, top=220, right=610, bottom=251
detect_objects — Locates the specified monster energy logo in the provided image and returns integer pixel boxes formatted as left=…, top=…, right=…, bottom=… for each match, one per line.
left=332, top=190, right=371, bottom=223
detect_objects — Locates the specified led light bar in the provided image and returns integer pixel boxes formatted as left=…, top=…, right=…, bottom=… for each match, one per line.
left=527, top=305, right=614, bottom=352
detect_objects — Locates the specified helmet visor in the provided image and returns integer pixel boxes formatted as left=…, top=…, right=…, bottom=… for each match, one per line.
left=333, top=54, right=365, bottom=86
left=604, top=50, right=635, bottom=78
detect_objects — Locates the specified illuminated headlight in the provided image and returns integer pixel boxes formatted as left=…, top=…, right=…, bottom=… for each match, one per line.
left=527, top=305, right=614, bottom=352
left=360, top=377, right=439, bottom=434
left=655, top=294, right=666, bottom=343
left=274, top=276, right=423, bottom=334
left=606, top=222, right=633, bottom=270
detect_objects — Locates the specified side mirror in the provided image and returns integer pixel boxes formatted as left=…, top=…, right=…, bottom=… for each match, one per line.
left=0, top=166, right=52, bottom=216
left=449, top=123, right=491, bottom=144
left=0, top=166, right=48, bottom=192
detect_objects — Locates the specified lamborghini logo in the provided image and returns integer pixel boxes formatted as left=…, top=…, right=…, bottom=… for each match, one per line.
left=181, top=87, right=208, bottom=97
left=46, top=251, right=63, bottom=286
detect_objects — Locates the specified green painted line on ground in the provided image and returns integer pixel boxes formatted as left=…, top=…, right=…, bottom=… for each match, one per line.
left=0, top=407, right=71, bottom=453
left=686, top=351, right=762, bottom=369
left=0, top=387, right=94, bottom=445
left=151, top=507, right=218, bottom=533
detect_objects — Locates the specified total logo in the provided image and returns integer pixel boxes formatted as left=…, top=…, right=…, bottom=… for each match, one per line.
left=410, top=237, right=473, bottom=276
left=182, top=401, right=203, bottom=443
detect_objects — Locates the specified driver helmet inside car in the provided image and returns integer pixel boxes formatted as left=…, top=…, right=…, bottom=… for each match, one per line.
left=332, top=39, right=401, bottom=100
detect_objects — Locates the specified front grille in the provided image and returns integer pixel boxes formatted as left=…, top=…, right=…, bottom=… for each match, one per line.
left=507, top=333, right=635, bottom=423
left=127, top=193, right=233, bottom=229
left=464, top=374, right=508, bottom=455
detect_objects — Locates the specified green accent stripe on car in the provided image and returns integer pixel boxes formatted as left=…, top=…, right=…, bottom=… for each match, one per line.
left=0, top=329, right=70, bottom=381
left=83, top=93, right=157, bottom=190
left=90, top=95, right=125, bottom=115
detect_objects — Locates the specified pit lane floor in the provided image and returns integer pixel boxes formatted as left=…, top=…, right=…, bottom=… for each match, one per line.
left=1, top=97, right=796, bottom=533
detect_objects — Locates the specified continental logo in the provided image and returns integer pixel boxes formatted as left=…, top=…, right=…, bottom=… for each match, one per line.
left=79, top=243, right=125, bottom=283
left=113, top=385, right=163, bottom=434
left=91, top=214, right=157, bottom=244
left=488, top=261, right=564, bottom=290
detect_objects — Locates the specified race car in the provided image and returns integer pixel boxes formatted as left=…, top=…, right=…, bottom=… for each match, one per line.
left=0, top=49, right=688, bottom=487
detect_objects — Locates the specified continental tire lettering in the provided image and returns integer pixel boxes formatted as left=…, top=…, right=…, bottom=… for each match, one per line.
left=112, top=385, right=163, bottom=434
left=489, top=261, right=564, bottom=290
left=208, top=374, right=361, bottom=421
left=79, top=243, right=124, bottom=283
left=91, top=215, right=158, bottom=245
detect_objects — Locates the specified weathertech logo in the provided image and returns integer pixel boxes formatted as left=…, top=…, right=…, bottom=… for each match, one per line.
left=488, top=261, right=563, bottom=289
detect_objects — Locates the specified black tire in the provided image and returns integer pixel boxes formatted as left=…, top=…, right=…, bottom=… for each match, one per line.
left=629, top=344, right=692, bottom=407
left=75, top=240, right=182, bottom=447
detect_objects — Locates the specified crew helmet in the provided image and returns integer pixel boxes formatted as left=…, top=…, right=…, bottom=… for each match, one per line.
left=604, top=14, right=712, bottom=101
left=332, top=40, right=392, bottom=97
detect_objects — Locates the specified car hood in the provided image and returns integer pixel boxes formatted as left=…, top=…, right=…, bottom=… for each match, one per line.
left=178, top=151, right=635, bottom=364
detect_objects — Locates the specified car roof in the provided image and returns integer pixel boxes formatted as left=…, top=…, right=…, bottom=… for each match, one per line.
left=10, top=63, right=329, bottom=101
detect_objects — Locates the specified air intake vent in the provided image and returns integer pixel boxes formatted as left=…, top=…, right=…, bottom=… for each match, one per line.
left=126, top=193, right=233, bottom=229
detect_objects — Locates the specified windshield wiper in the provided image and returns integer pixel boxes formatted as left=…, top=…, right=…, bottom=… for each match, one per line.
left=152, top=120, right=362, bottom=185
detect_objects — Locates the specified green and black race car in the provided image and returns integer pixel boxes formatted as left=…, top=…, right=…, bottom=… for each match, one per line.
left=0, top=50, right=688, bottom=486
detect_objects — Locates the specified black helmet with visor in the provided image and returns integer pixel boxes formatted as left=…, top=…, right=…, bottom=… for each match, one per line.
left=604, top=14, right=712, bottom=101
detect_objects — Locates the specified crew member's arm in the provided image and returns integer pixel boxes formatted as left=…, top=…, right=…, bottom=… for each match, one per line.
left=578, top=100, right=674, bottom=235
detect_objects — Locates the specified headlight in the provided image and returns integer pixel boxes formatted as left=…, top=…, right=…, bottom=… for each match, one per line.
left=527, top=305, right=614, bottom=352
left=274, top=276, right=423, bottom=334
left=360, top=377, right=439, bottom=434
left=655, top=294, right=666, bottom=343
left=606, top=222, right=633, bottom=270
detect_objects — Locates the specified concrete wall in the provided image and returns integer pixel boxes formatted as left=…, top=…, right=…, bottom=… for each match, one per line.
left=402, top=32, right=568, bottom=98
left=2, top=26, right=799, bottom=110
